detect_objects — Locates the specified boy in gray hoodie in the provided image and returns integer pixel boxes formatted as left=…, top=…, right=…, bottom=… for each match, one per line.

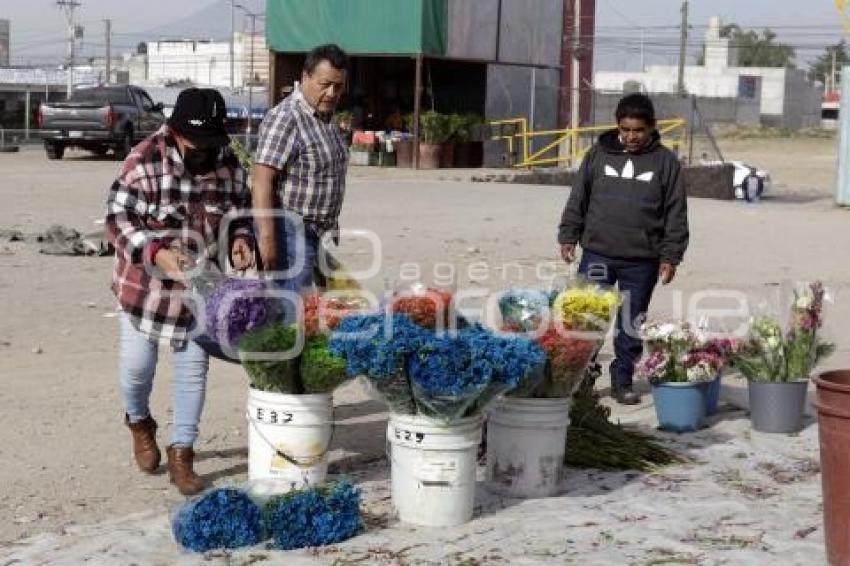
left=558, top=93, right=689, bottom=404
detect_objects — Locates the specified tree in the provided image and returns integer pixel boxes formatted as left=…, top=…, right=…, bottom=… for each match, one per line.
left=808, top=41, right=849, bottom=88
left=697, top=23, right=796, bottom=68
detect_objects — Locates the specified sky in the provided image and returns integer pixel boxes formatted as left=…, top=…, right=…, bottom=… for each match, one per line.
left=1, top=0, right=845, bottom=70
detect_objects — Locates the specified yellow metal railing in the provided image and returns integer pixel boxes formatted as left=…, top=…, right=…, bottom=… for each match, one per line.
left=489, top=117, right=688, bottom=169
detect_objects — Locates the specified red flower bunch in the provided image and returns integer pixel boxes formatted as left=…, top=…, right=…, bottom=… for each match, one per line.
left=536, top=326, right=598, bottom=374
left=390, top=288, right=453, bottom=329
left=303, top=293, right=366, bottom=338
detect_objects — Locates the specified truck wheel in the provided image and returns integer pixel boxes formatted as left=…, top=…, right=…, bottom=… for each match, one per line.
left=45, top=143, right=64, bottom=160
left=115, top=129, right=133, bottom=160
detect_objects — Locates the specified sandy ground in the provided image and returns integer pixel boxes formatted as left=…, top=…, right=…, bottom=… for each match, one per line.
left=1, top=136, right=849, bottom=564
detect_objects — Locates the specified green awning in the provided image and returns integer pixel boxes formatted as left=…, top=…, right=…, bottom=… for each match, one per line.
left=266, top=0, right=448, bottom=56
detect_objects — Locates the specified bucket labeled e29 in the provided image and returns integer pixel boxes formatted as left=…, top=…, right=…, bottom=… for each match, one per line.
left=388, top=414, right=481, bottom=527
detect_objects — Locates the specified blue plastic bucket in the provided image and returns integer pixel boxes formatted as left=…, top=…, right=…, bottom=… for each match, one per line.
left=705, top=374, right=722, bottom=416
left=652, top=382, right=708, bottom=432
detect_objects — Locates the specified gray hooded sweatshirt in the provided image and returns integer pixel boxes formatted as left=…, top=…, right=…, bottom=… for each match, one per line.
left=558, top=128, right=689, bottom=265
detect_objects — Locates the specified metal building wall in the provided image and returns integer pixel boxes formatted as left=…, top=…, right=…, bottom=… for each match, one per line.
left=446, top=0, right=499, bottom=61
left=477, top=0, right=565, bottom=165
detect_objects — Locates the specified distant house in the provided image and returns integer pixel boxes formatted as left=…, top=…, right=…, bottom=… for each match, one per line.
left=594, top=17, right=822, bottom=130
left=146, top=35, right=269, bottom=88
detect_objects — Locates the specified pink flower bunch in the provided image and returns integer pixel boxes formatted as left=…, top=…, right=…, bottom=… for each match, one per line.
left=637, top=350, right=671, bottom=382
left=682, top=349, right=724, bottom=382
left=638, top=320, right=739, bottom=384
left=698, top=337, right=739, bottom=366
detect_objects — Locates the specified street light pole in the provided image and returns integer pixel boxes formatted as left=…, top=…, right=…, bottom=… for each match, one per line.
left=234, top=4, right=260, bottom=148
left=56, top=0, right=81, bottom=99
left=229, top=0, right=235, bottom=89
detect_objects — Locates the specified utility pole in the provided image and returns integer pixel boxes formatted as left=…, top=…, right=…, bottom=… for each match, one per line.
left=104, top=18, right=111, bottom=84
left=247, top=14, right=256, bottom=147
left=677, top=0, right=688, bottom=96
left=570, top=0, right=581, bottom=131
left=57, top=0, right=81, bottom=99
left=235, top=4, right=259, bottom=147
left=230, top=0, right=235, bottom=89
left=831, top=46, right=838, bottom=93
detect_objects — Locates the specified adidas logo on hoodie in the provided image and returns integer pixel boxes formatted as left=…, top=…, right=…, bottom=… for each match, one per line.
left=604, top=159, right=654, bottom=183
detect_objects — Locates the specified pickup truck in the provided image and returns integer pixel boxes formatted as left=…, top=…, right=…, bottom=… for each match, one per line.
left=37, top=85, right=165, bottom=160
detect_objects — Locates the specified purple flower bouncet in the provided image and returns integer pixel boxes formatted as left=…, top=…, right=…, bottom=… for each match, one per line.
left=205, top=278, right=277, bottom=349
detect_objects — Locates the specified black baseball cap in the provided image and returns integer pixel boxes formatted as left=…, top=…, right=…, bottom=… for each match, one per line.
left=167, top=88, right=230, bottom=148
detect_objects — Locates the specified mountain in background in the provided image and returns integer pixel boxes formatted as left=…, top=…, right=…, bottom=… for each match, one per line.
left=103, top=0, right=265, bottom=55
left=143, top=0, right=265, bottom=42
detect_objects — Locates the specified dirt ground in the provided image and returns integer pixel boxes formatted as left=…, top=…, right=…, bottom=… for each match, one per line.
left=0, top=135, right=848, bottom=563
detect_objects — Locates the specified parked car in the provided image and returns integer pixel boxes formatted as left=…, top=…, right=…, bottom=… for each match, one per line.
left=37, top=85, right=165, bottom=160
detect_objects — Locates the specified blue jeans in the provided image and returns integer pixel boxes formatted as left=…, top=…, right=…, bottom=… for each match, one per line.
left=578, top=250, right=659, bottom=389
left=119, top=313, right=209, bottom=446
left=270, top=215, right=321, bottom=322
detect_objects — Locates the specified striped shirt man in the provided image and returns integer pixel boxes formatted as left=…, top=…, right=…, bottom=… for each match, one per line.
left=254, top=86, right=349, bottom=236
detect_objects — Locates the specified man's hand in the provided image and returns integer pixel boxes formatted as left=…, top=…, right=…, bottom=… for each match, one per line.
left=154, top=248, right=191, bottom=285
left=230, top=237, right=255, bottom=271
left=659, top=262, right=677, bottom=285
left=560, top=243, right=577, bottom=263
left=258, top=234, right=278, bottom=272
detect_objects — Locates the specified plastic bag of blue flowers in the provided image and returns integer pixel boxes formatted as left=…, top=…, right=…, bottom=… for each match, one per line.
left=171, top=487, right=265, bottom=553
left=329, top=313, right=428, bottom=415
left=262, top=480, right=363, bottom=550
left=497, top=288, right=554, bottom=332
left=408, top=326, right=545, bottom=423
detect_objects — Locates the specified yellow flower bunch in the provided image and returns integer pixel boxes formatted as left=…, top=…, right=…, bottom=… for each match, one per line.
left=553, top=285, right=621, bottom=331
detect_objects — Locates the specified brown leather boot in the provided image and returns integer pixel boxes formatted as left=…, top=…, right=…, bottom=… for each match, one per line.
left=166, top=445, right=205, bottom=496
left=125, top=414, right=161, bottom=473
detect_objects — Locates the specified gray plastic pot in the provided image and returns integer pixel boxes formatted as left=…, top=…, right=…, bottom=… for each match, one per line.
left=747, top=379, right=808, bottom=433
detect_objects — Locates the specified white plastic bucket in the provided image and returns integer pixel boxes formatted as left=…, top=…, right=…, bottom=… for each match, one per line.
left=246, top=389, right=333, bottom=500
left=388, top=414, right=481, bottom=527
left=485, top=397, right=571, bottom=498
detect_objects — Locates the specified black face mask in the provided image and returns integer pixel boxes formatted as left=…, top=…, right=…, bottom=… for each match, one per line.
left=182, top=146, right=220, bottom=177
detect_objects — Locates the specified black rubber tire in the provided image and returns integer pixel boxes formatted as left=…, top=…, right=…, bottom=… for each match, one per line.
left=91, top=146, right=109, bottom=156
left=115, top=128, right=133, bottom=160
left=45, top=142, right=64, bottom=160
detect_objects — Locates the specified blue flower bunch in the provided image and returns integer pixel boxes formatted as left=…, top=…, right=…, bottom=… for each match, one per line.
left=463, top=324, right=546, bottom=408
left=409, top=325, right=546, bottom=419
left=205, top=277, right=278, bottom=348
left=328, top=313, right=427, bottom=378
left=263, top=480, right=362, bottom=551
left=461, top=324, right=546, bottom=389
left=498, top=289, right=553, bottom=332
left=171, top=488, right=264, bottom=553
left=409, top=330, right=495, bottom=420
left=409, top=332, right=492, bottom=396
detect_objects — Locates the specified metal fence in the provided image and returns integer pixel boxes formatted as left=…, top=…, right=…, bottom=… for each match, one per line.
left=488, top=117, right=688, bottom=169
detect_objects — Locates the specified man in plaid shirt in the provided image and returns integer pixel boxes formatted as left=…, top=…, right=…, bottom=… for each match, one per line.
left=105, top=88, right=254, bottom=495
left=252, top=44, right=350, bottom=301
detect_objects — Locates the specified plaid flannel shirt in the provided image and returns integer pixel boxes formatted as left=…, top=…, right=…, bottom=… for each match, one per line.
left=105, top=125, right=252, bottom=346
left=254, top=87, right=349, bottom=237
